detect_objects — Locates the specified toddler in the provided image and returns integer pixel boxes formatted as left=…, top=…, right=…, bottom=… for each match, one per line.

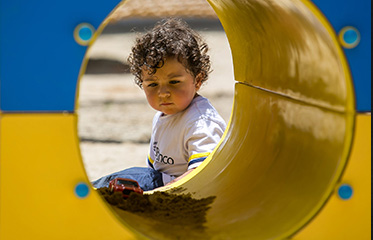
left=92, top=18, right=226, bottom=190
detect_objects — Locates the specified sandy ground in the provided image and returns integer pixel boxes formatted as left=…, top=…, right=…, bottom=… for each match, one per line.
left=78, top=20, right=235, bottom=181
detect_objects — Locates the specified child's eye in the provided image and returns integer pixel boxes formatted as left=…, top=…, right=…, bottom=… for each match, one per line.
left=147, top=83, right=158, bottom=87
left=169, top=80, right=180, bottom=84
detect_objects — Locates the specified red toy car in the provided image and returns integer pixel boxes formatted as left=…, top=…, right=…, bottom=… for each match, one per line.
left=108, top=178, right=143, bottom=198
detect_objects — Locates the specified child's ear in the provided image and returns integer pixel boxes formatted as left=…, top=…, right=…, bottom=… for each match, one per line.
left=195, top=73, right=203, bottom=90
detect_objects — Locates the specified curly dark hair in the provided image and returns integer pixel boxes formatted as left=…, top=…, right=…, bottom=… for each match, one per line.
left=127, top=18, right=211, bottom=88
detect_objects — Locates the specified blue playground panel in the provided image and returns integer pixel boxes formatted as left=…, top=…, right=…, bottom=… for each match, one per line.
left=0, top=0, right=121, bottom=112
left=0, top=0, right=371, bottom=112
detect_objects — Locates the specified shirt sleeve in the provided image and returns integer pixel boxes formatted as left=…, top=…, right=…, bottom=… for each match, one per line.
left=184, top=119, right=225, bottom=170
left=147, top=154, right=155, bottom=169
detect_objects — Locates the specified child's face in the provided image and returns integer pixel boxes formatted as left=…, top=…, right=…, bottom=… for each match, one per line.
left=141, top=56, right=202, bottom=115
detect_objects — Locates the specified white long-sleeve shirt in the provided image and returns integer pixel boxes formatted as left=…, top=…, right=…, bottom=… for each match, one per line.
left=147, top=95, right=226, bottom=184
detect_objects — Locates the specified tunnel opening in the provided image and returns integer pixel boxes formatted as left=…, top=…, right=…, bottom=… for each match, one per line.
left=76, top=0, right=355, bottom=239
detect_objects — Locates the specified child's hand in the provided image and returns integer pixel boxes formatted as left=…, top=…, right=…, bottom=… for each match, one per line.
left=152, top=169, right=195, bottom=191
left=165, top=169, right=195, bottom=186
left=165, top=178, right=178, bottom=186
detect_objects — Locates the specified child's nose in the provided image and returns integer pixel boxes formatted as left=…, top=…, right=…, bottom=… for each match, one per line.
left=158, top=85, right=170, bottom=97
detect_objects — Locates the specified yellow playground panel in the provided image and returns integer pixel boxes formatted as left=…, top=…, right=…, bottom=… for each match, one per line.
left=0, top=0, right=371, bottom=239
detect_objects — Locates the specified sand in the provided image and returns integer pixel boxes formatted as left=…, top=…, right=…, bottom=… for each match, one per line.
left=97, top=187, right=215, bottom=239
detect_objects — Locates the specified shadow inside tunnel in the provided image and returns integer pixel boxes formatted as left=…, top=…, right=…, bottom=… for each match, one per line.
left=101, top=17, right=225, bottom=34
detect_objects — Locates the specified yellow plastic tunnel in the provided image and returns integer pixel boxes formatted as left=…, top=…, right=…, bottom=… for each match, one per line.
left=0, top=0, right=371, bottom=239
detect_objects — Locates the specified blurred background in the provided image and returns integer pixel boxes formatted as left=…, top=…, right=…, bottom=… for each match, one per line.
left=78, top=0, right=235, bottom=181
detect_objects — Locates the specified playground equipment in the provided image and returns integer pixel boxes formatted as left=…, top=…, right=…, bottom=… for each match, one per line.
left=0, top=0, right=370, bottom=239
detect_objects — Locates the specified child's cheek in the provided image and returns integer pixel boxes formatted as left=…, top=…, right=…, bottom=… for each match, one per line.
left=144, top=89, right=155, bottom=103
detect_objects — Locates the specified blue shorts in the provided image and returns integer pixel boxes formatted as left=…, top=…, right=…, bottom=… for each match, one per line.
left=91, top=167, right=164, bottom=191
